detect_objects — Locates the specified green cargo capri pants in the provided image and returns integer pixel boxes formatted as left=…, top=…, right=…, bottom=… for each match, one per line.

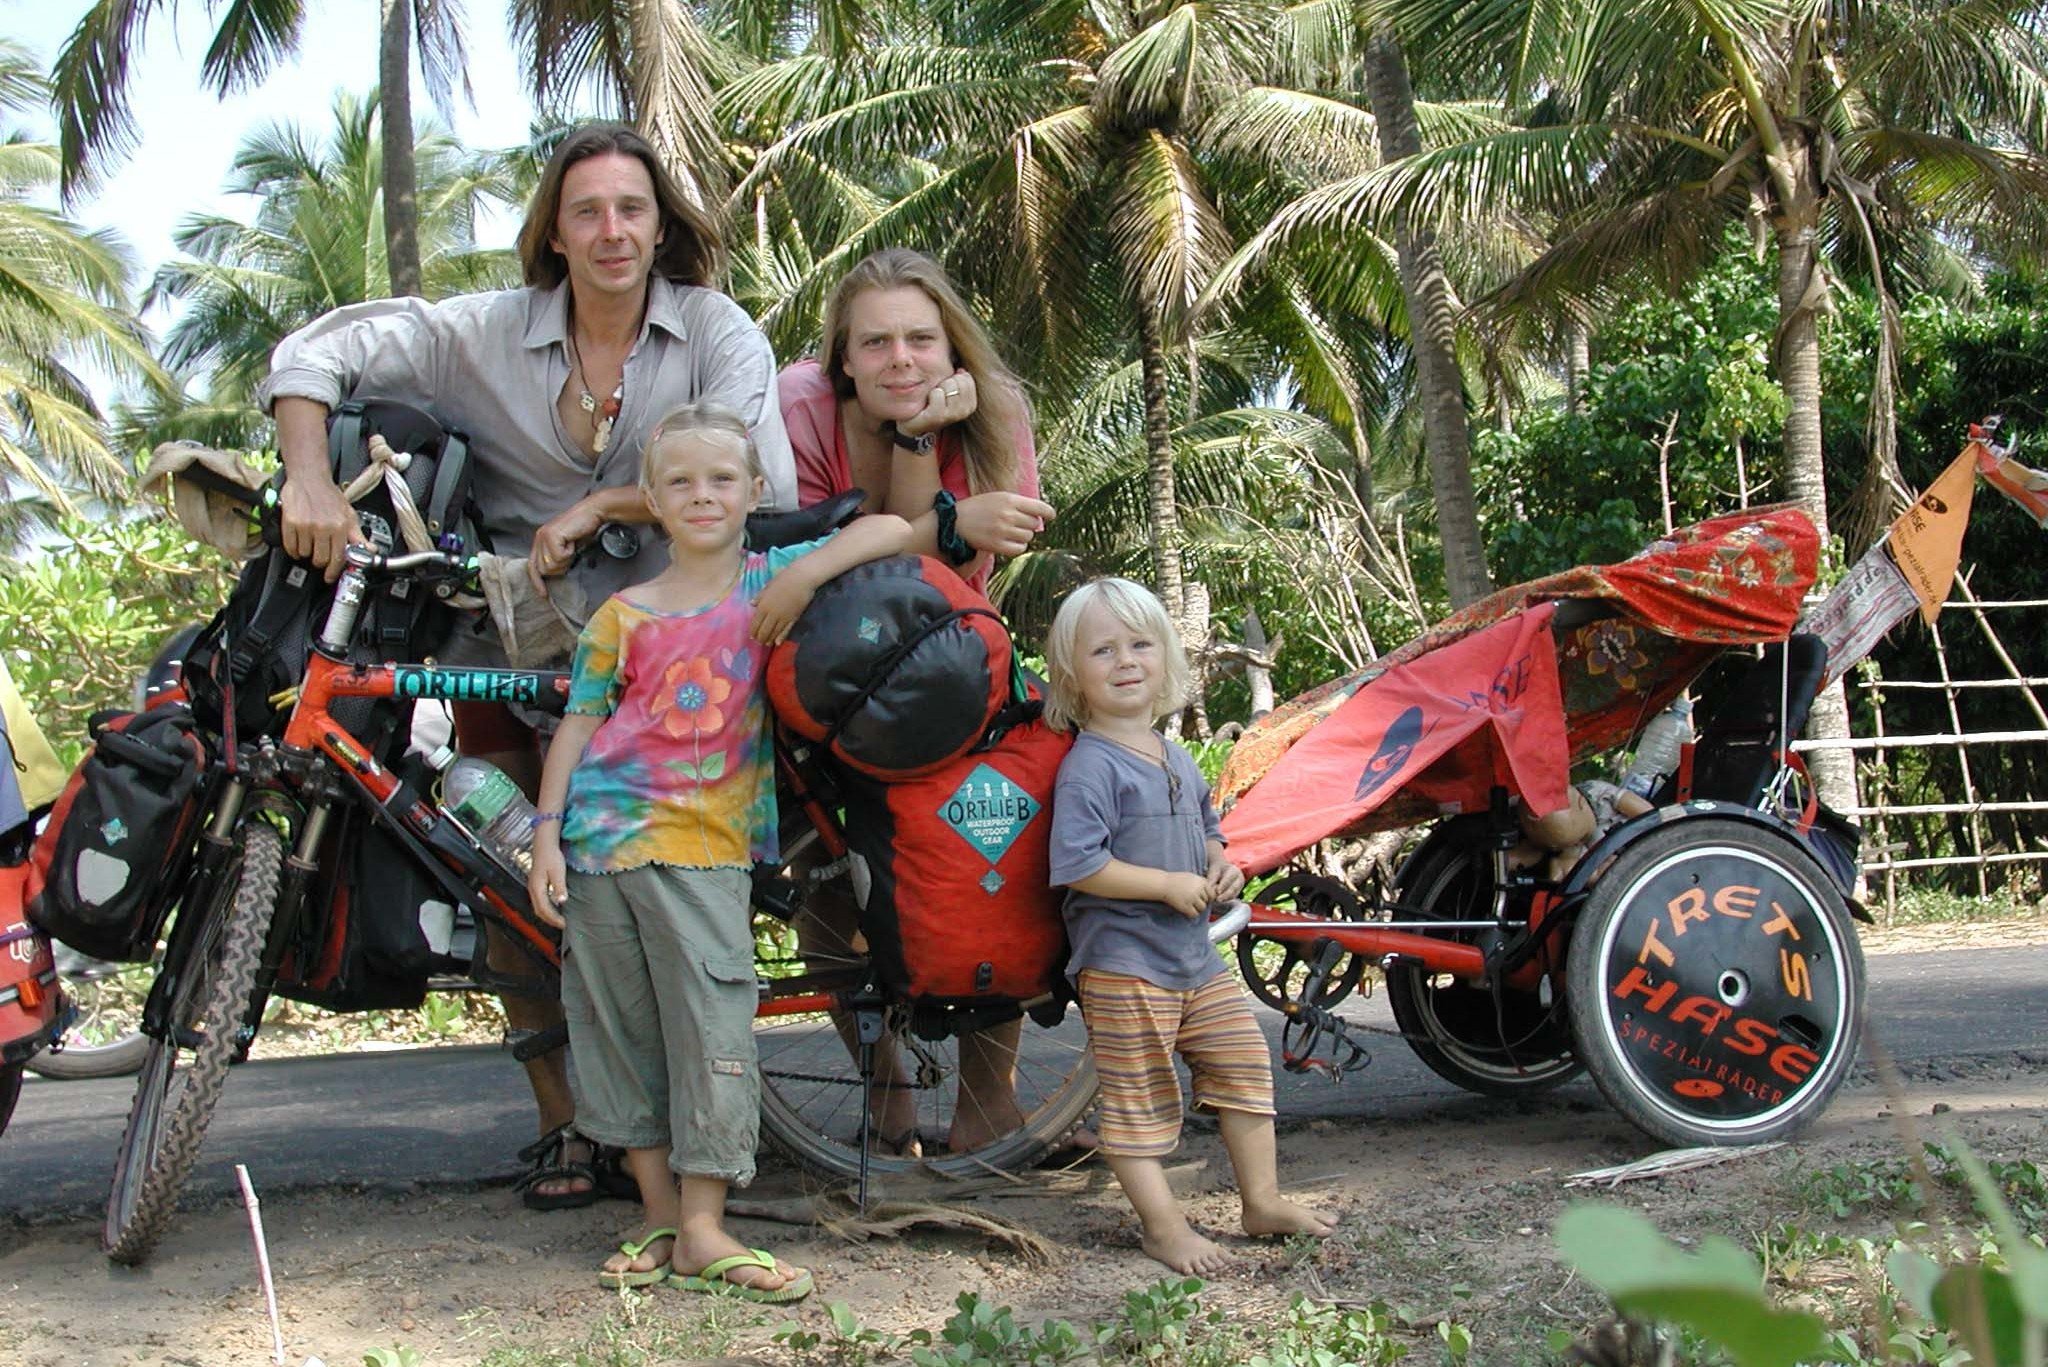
left=559, top=863, right=759, bottom=1185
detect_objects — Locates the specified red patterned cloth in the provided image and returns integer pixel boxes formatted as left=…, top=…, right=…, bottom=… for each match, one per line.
left=1216, top=506, right=1819, bottom=871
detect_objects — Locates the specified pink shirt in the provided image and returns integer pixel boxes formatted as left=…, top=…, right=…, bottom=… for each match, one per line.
left=777, top=358, right=1040, bottom=591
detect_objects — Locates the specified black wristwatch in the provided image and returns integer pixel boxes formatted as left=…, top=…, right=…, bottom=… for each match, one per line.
left=888, top=423, right=937, bottom=456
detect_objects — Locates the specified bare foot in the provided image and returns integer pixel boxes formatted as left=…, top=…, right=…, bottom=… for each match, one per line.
left=946, top=1094, right=1028, bottom=1153
left=1242, top=1196, right=1339, bottom=1239
left=1141, top=1225, right=1235, bottom=1276
left=671, top=1228, right=806, bottom=1295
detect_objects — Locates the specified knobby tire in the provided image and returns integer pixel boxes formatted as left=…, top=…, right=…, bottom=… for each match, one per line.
left=102, top=820, right=281, bottom=1265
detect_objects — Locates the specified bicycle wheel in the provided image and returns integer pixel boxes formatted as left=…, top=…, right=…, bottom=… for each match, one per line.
left=103, top=819, right=281, bottom=1264
left=751, top=845, right=1096, bottom=1181
left=0, top=1061, right=20, bottom=1140
left=27, top=950, right=153, bottom=1080
left=1565, top=816, right=1864, bottom=1147
left=1384, top=818, right=1580, bottom=1096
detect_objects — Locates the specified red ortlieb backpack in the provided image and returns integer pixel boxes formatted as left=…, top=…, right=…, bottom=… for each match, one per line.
left=837, top=703, right=1072, bottom=1008
left=768, top=555, right=1012, bottom=781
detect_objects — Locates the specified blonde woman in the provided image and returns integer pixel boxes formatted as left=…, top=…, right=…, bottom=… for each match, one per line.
left=778, top=248, right=1054, bottom=592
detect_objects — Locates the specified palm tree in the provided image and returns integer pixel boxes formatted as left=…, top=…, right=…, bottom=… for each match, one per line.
left=507, top=0, right=735, bottom=206
left=136, top=93, right=521, bottom=446
left=731, top=1, right=1423, bottom=634
left=0, top=40, right=160, bottom=516
left=50, top=0, right=475, bottom=300
left=1212, top=0, right=2048, bottom=803
left=1289, top=0, right=2048, bottom=546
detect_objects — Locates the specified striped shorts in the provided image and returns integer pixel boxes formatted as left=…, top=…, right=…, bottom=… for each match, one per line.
left=1076, top=968, right=1276, bottom=1158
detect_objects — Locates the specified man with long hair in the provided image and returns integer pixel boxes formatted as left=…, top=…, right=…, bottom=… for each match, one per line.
left=259, top=122, right=795, bottom=1209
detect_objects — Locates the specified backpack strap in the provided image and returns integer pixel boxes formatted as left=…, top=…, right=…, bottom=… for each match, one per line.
left=424, top=426, right=472, bottom=541
left=817, top=606, right=1008, bottom=753
left=329, top=402, right=373, bottom=486
left=226, top=553, right=319, bottom=683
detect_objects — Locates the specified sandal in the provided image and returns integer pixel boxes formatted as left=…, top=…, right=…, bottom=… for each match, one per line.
left=588, top=1142, right=642, bottom=1202
left=597, top=1227, right=677, bottom=1289
left=513, top=1123, right=599, bottom=1211
left=667, top=1248, right=813, bottom=1304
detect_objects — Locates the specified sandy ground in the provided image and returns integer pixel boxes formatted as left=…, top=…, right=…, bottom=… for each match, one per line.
left=3, top=924, right=2044, bottom=1367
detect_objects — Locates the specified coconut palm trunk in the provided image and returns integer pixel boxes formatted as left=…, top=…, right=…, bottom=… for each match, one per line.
left=1137, top=299, right=1186, bottom=625
left=1771, top=145, right=1858, bottom=813
left=379, top=0, right=423, bottom=298
left=1365, top=31, right=1491, bottom=607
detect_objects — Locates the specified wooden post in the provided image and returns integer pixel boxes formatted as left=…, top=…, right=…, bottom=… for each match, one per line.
left=1864, top=663, right=1896, bottom=921
left=1927, top=614, right=1989, bottom=899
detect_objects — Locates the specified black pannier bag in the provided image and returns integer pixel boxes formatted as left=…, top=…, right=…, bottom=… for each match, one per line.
left=183, top=399, right=484, bottom=744
left=273, top=752, right=442, bottom=1012
left=766, top=555, right=1014, bottom=780
left=27, top=706, right=212, bottom=962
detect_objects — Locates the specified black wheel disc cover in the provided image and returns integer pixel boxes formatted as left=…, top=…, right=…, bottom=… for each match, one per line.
left=1588, top=836, right=1852, bottom=1133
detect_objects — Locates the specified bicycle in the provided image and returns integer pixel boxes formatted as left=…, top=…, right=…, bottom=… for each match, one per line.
left=106, top=531, right=1108, bottom=1263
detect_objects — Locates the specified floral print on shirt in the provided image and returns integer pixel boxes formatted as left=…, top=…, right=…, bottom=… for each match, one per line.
left=561, top=537, right=827, bottom=874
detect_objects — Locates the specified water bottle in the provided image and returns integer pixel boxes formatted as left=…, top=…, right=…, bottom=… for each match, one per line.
left=441, top=756, right=538, bottom=875
left=1622, top=696, right=1693, bottom=799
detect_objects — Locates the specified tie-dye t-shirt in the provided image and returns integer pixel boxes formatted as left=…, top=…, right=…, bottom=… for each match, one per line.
left=561, top=536, right=828, bottom=874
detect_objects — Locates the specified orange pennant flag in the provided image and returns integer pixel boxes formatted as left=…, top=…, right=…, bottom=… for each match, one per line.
left=1886, top=446, right=1977, bottom=624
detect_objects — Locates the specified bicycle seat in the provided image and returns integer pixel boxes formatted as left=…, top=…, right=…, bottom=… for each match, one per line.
left=1677, top=633, right=1829, bottom=806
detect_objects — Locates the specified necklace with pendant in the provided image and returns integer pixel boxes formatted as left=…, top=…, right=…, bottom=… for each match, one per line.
left=1092, top=729, right=1182, bottom=812
left=566, top=330, right=622, bottom=455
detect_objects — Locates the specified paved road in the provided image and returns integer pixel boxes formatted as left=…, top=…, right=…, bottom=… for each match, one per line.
left=4, top=944, right=2043, bottom=1221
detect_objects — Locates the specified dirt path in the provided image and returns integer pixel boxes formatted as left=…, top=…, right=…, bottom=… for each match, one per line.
left=5, top=926, right=2044, bottom=1367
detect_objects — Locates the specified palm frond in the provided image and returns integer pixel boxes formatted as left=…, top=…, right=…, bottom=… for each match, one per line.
left=1106, top=129, right=1231, bottom=335
left=197, top=0, right=306, bottom=96
left=51, top=0, right=170, bottom=199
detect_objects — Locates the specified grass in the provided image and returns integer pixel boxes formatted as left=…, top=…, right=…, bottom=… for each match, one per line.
left=465, top=1288, right=764, bottom=1366
left=1880, top=883, right=2042, bottom=928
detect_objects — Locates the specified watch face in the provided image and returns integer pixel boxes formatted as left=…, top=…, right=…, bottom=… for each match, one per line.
left=598, top=523, right=642, bottom=560
left=890, top=424, right=936, bottom=454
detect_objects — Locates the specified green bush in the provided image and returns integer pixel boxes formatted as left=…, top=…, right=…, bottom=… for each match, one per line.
left=0, top=513, right=233, bottom=766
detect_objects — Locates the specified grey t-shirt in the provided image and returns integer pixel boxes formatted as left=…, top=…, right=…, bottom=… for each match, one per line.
left=1048, top=731, right=1226, bottom=991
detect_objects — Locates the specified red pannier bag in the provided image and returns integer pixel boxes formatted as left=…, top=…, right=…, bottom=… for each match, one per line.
left=837, top=704, right=1072, bottom=1007
left=768, top=555, right=1012, bottom=781
left=2, top=863, right=63, bottom=1070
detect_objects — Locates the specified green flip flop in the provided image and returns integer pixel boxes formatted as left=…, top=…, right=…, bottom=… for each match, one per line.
left=667, top=1248, right=814, bottom=1304
left=596, top=1227, right=678, bottom=1289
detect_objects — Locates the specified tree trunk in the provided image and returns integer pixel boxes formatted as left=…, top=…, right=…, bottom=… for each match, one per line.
left=1137, top=300, right=1185, bottom=625
left=1773, top=146, right=1858, bottom=815
left=1567, top=324, right=1590, bottom=413
left=1364, top=31, right=1491, bottom=608
left=379, top=0, right=423, bottom=299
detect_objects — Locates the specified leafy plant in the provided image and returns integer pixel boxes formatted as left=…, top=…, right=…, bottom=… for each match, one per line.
left=364, top=1349, right=423, bottom=1367
left=776, top=1301, right=903, bottom=1366
left=1092, top=1277, right=1228, bottom=1364
left=1246, top=1295, right=1413, bottom=1367
left=905, top=1291, right=1087, bottom=1366
left=1800, top=1158, right=1928, bottom=1219
left=417, top=993, right=467, bottom=1039
left=1556, top=1203, right=1830, bottom=1367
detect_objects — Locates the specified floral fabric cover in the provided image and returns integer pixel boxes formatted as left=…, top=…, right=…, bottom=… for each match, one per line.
left=1216, top=506, right=1820, bottom=855
left=563, top=537, right=828, bottom=873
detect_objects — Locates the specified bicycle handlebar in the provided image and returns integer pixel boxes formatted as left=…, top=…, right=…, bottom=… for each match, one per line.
left=341, top=545, right=477, bottom=575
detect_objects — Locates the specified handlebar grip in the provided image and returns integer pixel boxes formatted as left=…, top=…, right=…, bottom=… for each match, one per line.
left=1207, top=900, right=1252, bottom=944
